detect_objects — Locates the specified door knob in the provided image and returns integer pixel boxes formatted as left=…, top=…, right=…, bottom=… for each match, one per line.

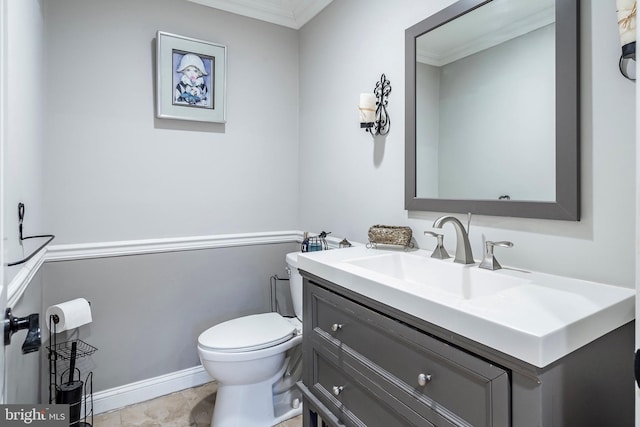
left=418, top=373, right=432, bottom=386
left=4, top=308, right=41, bottom=354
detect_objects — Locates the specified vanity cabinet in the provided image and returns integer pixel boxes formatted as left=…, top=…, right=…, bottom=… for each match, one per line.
left=298, top=272, right=634, bottom=427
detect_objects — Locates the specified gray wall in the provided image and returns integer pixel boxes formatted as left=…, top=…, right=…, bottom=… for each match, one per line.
left=42, top=243, right=298, bottom=392
left=299, top=0, right=636, bottom=288
left=42, top=0, right=300, bottom=244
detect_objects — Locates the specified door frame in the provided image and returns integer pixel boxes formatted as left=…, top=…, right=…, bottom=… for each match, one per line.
left=635, top=12, right=640, bottom=426
left=0, top=0, right=9, bottom=405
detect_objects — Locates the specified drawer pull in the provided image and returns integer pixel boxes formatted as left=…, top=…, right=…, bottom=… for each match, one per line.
left=418, top=373, right=432, bottom=386
left=331, top=323, right=343, bottom=332
left=332, top=385, right=344, bottom=396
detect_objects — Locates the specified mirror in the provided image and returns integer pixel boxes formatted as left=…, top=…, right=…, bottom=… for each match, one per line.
left=405, top=0, right=579, bottom=220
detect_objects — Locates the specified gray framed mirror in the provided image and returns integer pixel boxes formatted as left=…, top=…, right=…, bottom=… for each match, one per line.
left=405, top=0, right=579, bottom=220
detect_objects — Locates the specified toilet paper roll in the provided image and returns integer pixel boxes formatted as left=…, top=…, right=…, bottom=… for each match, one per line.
left=46, top=298, right=92, bottom=333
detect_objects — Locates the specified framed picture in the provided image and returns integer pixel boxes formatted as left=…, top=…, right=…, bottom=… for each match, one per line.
left=156, top=31, right=227, bottom=123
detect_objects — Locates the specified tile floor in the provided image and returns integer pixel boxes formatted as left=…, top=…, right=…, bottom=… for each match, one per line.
left=93, top=381, right=302, bottom=427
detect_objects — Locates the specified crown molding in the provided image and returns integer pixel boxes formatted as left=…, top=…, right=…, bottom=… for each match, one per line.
left=417, top=5, right=554, bottom=66
left=185, top=0, right=333, bottom=29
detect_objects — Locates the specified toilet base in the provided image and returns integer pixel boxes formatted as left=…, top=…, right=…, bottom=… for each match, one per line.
left=211, top=356, right=302, bottom=427
left=272, top=383, right=302, bottom=425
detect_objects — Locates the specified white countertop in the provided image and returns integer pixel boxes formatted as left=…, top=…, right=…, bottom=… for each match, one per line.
left=297, top=246, right=635, bottom=368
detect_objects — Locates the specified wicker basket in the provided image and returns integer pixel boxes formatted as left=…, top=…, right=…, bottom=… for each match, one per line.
left=367, top=225, right=413, bottom=248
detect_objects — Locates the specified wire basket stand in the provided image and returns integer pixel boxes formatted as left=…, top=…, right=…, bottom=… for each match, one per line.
left=47, top=315, right=97, bottom=427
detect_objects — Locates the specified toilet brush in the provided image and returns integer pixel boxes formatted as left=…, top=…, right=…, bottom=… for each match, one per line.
left=57, top=342, right=84, bottom=425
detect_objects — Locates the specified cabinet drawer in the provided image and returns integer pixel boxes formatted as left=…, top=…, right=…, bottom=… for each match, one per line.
left=311, top=348, right=434, bottom=427
left=308, top=282, right=510, bottom=427
left=297, top=381, right=346, bottom=427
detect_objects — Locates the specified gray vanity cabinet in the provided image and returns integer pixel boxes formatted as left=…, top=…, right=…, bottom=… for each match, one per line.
left=298, top=272, right=634, bottom=427
left=298, top=277, right=510, bottom=427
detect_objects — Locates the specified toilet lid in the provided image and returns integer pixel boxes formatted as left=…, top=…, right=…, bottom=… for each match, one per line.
left=198, top=312, right=297, bottom=352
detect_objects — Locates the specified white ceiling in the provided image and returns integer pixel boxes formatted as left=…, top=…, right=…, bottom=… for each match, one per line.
left=184, top=0, right=334, bottom=29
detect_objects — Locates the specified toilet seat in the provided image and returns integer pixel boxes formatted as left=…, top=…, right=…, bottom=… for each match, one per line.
left=198, top=312, right=297, bottom=353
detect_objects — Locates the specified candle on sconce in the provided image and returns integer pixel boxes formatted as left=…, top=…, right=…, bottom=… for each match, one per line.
left=617, top=0, right=636, bottom=52
left=617, top=0, right=636, bottom=80
left=359, top=93, right=376, bottom=126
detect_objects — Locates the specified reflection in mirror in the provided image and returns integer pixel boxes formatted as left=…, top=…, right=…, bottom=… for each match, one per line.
left=405, top=0, right=579, bottom=220
left=416, top=0, right=555, bottom=201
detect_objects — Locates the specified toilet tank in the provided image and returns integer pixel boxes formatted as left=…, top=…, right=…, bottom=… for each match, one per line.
left=286, top=251, right=303, bottom=320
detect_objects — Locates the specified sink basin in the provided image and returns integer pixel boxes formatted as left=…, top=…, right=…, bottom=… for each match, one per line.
left=297, top=246, right=635, bottom=367
left=345, top=252, right=526, bottom=299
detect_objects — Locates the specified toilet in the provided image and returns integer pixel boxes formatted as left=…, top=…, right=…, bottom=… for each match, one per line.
left=197, top=251, right=304, bottom=427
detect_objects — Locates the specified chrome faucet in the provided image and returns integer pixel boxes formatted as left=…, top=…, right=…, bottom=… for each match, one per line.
left=479, top=241, right=513, bottom=270
left=424, top=231, right=450, bottom=259
left=432, top=215, right=474, bottom=264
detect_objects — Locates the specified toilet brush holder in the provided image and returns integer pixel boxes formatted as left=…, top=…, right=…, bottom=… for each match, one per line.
left=57, top=380, right=83, bottom=426
left=59, top=340, right=83, bottom=426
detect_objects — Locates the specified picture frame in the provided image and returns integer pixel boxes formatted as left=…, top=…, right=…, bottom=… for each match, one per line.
left=156, top=31, right=227, bottom=123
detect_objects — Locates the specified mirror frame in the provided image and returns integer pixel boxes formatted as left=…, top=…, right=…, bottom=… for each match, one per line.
left=405, top=0, right=580, bottom=220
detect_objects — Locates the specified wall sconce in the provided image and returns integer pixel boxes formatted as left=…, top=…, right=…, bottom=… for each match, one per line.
left=617, top=0, right=636, bottom=80
left=359, top=74, right=391, bottom=136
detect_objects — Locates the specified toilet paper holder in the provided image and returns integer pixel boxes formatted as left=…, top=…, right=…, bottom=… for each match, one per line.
left=6, top=202, right=55, bottom=267
left=47, top=313, right=97, bottom=425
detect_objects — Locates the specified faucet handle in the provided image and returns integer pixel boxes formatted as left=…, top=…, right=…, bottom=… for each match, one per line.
left=424, top=231, right=450, bottom=260
left=479, top=241, right=513, bottom=270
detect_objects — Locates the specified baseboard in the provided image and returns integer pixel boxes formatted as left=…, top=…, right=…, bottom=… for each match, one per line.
left=92, top=365, right=213, bottom=415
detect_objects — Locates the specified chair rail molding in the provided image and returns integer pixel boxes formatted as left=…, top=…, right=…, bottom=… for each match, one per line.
left=45, top=230, right=303, bottom=262
left=8, top=229, right=353, bottom=306
left=8, top=230, right=307, bottom=306
left=7, top=248, right=46, bottom=308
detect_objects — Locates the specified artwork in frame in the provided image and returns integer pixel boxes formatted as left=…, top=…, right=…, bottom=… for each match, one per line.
left=156, top=31, right=227, bottom=123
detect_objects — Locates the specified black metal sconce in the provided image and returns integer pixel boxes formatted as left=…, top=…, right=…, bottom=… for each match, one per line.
left=359, top=74, right=391, bottom=136
left=617, top=0, right=636, bottom=81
